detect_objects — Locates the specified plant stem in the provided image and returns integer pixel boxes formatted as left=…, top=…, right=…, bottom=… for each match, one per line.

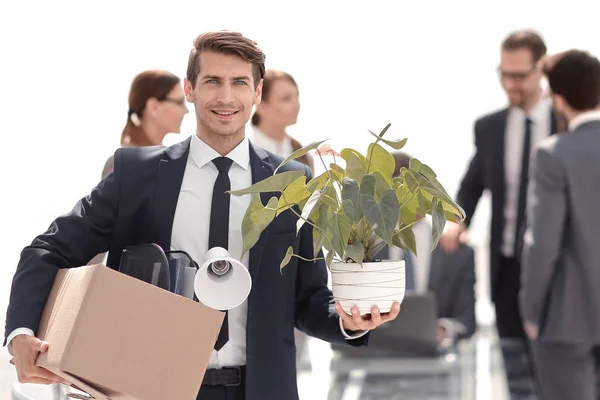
left=292, top=254, right=325, bottom=262
left=397, top=216, right=426, bottom=233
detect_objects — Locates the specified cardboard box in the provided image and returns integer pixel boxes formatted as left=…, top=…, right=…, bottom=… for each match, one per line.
left=35, top=264, right=224, bottom=400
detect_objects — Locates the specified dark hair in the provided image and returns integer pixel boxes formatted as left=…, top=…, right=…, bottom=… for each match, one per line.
left=121, top=70, right=180, bottom=146
left=501, top=30, right=547, bottom=63
left=544, top=50, right=600, bottom=111
left=186, top=31, right=266, bottom=89
left=251, top=69, right=298, bottom=126
left=391, top=151, right=412, bottom=178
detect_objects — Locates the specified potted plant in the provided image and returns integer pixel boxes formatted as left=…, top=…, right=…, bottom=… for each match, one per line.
left=230, top=123, right=465, bottom=315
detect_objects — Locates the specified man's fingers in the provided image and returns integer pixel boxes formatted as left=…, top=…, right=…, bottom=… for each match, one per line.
left=350, top=307, right=368, bottom=330
left=335, top=302, right=355, bottom=327
left=34, top=338, right=49, bottom=353
left=380, top=302, right=401, bottom=323
left=370, top=306, right=382, bottom=327
left=17, top=366, right=63, bottom=385
left=17, top=375, right=59, bottom=385
left=34, top=366, right=64, bottom=382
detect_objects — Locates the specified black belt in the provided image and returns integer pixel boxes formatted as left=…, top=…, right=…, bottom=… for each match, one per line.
left=202, top=366, right=244, bottom=386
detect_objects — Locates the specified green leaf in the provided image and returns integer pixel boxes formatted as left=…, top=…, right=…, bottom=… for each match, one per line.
left=307, top=171, right=330, bottom=192
left=366, top=143, right=395, bottom=185
left=359, top=173, right=376, bottom=197
left=397, top=226, right=417, bottom=255
left=229, top=170, right=305, bottom=196
left=340, top=148, right=367, bottom=183
left=321, top=194, right=339, bottom=210
left=330, top=210, right=352, bottom=259
left=341, top=177, right=362, bottom=222
left=431, top=197, right=446, bottom=251
left=407, top=169, right=465, bottom=220
left=345, top=241, right=365, bottom=265
left=325, top=250, right=335, bottom=268
left=297, top=189, right=322, bottom=233
left=241, top=194, right=278, bottom=258
left=410, top=158, right=452, bottom=198
left=373, top=171, right=392, bottom=200
left=280, top=246, right=294, bottom=271
left=276, top=176, right=310, bottom=215
left=329, top=163, right=346, bottom=183
left=274, top=139, right=329, bottom=174
left=312, top=203, right=331, bottom=257
left=360, top=188, right=400, bottom=244
left=341, top=199, right=356, bottom=223
left=368, top=130, right=408, bottom=150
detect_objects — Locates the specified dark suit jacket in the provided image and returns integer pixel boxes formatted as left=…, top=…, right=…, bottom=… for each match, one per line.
left=4, top=138, right=368, bottom=400
left=378, top=245, right=476, bottom=340
left=456, top=107, right=561, bottom=301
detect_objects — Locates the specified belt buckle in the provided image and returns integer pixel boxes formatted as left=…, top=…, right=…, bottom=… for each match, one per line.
left=222, top=366, right=241, bottom=387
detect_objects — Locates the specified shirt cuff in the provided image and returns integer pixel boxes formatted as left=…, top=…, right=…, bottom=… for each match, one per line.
left=339, top=317, right=369, bottom=340
left=6, top=328, right=35, bottom=356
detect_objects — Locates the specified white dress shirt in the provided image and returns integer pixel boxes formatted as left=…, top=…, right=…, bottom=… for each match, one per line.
left=248, top=126, right=294, bottom=158
left=170, top=134, right=252, bottom=368
left=388, top=219, right=431, bottom=294
left=502, top=98, right=552, bottom=257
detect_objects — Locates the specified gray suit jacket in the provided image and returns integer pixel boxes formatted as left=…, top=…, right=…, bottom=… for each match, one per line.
left=377, top=245, right=477, bottom=340
left=521, top=120, right=600, bottom=344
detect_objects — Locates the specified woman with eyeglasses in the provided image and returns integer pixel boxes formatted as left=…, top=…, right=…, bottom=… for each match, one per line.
left=88, top=70, right=189, bottom=267
left=101, top=69, right=189, bottom=178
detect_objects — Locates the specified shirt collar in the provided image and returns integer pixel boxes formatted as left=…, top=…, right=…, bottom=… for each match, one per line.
left=569, top=110, right=600, bottom=131
left=189, top=134, right=250, bottom=170
left=510, top=97, right=551, bottom=124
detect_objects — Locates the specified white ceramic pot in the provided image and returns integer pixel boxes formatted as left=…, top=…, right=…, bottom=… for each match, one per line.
left=331, top=260, right=406, bottom=315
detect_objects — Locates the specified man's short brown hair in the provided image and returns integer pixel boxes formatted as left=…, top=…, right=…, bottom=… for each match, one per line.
left=501, top=30, right=547, bottom=63
left=186, top=31, right=266, bottom=88
left=544, top=50, right=600, bottom=111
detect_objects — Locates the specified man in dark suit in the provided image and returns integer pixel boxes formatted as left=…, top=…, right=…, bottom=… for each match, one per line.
left=4, top=31, right=399, bottom=400
left=439, top=30, right=563, bottom=398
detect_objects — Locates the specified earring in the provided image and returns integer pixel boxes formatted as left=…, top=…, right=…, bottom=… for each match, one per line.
left=130, top=112, right=141, bottom=127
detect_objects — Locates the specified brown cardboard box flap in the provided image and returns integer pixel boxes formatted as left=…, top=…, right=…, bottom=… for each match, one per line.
left=36, top=265, right=225, bottom=400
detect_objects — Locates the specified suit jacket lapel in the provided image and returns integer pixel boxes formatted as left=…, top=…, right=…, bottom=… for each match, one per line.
left=154, top=138, right=191, bottom=251
left=248, top=143, right=275, bottom=280
left=492, top=109, right=509, bottom=197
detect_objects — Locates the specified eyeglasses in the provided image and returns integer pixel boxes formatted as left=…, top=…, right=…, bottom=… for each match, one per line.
left=158, top=97, right=187, bottom=107
left=497, top=66, right=537, bottom=82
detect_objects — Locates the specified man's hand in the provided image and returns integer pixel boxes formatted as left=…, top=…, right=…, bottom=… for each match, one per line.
left=439, top=222, right=468, bottom=253
left=437, top=326, right=447, bottom=344
left=524, top=321, right=539, bottom=340
left=9, top=334, right=66, bottom=384
left=335, top=301, right=401, bottom=331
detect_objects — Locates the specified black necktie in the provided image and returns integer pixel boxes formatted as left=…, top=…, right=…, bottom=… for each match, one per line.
left=210, top=157, right=233, bottom=351
left=515, top=117, right=532, bottom=256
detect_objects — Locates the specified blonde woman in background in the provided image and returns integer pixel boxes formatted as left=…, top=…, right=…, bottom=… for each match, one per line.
left=250, top=69, right=313, bottom=172
left=102, top=69, right=189, bottom=178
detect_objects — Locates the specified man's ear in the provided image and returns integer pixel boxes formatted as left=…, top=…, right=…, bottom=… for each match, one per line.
left=254, top=79, right=263, bottom=106
left=552, top=93, right=566, bottom=113
left=184, top=78, right=194, bottom=102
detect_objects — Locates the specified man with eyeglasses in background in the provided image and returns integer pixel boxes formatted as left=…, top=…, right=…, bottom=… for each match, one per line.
left=439, top=30, right=564, bottom=399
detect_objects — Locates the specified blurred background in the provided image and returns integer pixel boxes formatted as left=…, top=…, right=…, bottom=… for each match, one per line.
left=2, top=0, right=600, bottom=398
